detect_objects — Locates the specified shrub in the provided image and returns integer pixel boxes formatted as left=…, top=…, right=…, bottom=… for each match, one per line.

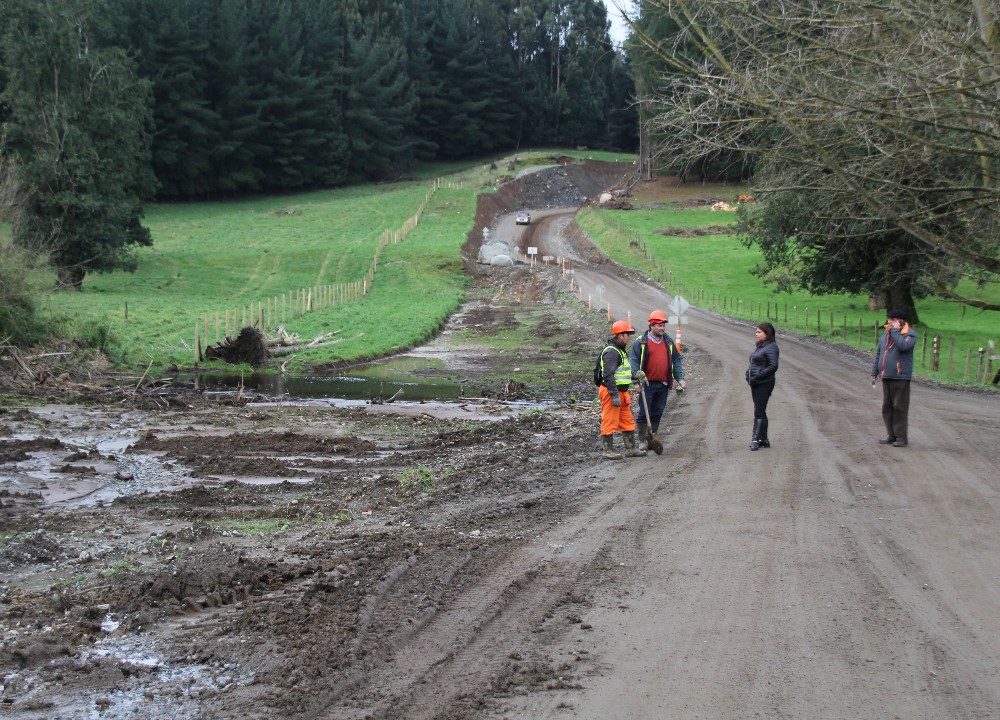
left=0, top=234, right=48, bottom=346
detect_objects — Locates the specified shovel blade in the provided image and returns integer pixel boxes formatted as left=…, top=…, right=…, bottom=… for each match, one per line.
left=648, top=432, right=663, bottom=455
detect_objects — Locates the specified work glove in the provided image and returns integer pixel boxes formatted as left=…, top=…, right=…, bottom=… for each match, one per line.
left=611, top=394, right=621, bottom=407
left=633, top=370, right=648, bottom=387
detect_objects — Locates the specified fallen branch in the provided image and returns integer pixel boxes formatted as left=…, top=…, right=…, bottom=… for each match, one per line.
left=133, top=361, right=154, bottom=394
left=2, top=344, right=35, bottom=380
left=306, top=330, right=343, bottom=347
left=26, top=351, right=74, bottom=360
left=271, top=337, right=347, bottom=356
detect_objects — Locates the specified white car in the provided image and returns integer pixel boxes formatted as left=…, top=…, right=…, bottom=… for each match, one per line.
left=515, top=211, right=531, bottom=225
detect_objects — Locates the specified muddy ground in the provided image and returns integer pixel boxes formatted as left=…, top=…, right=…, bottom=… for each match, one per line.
left=0, top=163, right=635, bottom=720
left=0, top=261, right=614, bottom=719
left=3, top=167, right=1000, bottom=720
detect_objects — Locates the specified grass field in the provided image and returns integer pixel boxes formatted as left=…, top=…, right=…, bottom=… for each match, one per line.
left=35, top=149, right=625, bottom=374
left=19, top=150, right=999, bottom=387
left=43, top=181, right=461, bottom=371
left=576, top=179, right=999, bottom=387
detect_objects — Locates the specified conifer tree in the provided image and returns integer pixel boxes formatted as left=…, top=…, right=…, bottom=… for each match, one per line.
left=1, top=0, right=156, bottom=288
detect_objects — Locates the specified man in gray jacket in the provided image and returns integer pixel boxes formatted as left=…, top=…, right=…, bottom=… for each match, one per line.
left=870, top=309, right=918, bottom=447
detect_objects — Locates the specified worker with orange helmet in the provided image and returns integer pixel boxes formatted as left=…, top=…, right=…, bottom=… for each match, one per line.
left=628, top=309, right=686, bottom=451
left=596, top=319, right=646, bottom=459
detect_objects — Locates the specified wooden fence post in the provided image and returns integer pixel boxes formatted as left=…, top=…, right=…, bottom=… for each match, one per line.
left=987, top=340, right=996, bottom=384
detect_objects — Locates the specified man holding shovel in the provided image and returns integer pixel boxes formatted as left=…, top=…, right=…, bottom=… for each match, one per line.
left=597, top=320, right=647, bottom=459
left=629, top=309, right=686, bottom=452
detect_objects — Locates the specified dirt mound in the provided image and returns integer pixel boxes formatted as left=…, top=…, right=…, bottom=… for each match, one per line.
left=656, top=225, right=736, bottom=237
left=205, top=327, right=271, bottom=367
left=463, top=160, right=632, bottom=266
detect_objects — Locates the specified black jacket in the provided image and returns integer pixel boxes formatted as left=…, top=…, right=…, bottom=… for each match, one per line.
left=746, top=340, right=779, bottom=386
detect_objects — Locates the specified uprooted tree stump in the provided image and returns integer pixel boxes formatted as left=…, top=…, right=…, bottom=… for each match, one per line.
left=205, top=327, right=271, bottom=367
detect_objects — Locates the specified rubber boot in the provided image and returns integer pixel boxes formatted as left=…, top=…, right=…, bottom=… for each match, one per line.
left=623, top=431, right=648, bottom=457
left=601, top=434, right=624, bottom=460
left=759, top=418, right=770, bottom=448
left=635, top=422, right=648, bottom=451
left=750, top=418, right=764, bottom=451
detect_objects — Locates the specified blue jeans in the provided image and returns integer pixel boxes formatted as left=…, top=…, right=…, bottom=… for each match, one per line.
left=635, top=382, right=670, bottom=425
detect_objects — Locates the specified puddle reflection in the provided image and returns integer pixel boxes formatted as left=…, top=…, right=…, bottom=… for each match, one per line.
left=183, top=355, right=462, bottom=401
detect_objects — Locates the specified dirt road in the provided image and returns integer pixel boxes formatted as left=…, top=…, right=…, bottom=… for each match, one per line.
left=3, top=171, right=1000, bottom=720
left=352, top=218, right=1000, bottom=720
left=525, top=261, right=1000, bottom=719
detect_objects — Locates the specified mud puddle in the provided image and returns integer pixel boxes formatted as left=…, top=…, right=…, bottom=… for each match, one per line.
left=184, top=355, right=463, bottom=401
left=0, top=395, right=583, bottom=513
left=5, top=627, right=255, bottom=720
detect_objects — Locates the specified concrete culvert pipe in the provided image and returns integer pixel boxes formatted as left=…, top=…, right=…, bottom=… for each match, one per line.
left=478, top=241, right=515, bottom=264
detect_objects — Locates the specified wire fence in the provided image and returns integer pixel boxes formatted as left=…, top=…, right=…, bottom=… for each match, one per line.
left=570, top=215, right=999, bottom=387
left=191, top=182, right=442, bottom=363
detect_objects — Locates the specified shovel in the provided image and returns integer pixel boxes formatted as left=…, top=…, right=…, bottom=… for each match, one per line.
left=637, top=386, right=664, bottom=455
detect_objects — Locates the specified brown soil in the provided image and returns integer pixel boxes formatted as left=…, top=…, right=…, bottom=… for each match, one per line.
left=2, top=168, right=1000, bottom=720
left=655, top=225, right=736, bottom=237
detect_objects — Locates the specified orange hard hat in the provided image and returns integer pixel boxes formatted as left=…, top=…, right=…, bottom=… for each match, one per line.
left=611, top=320, right=636, bottom=335
left=648, top=309, right=668, bottom=324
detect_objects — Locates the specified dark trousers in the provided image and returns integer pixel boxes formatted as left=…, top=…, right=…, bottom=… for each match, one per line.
left=751, top=379, right=775, bottom=423
left=881, top=379, right=911, bottom=442
left=634, top=382, right=669, bottom=425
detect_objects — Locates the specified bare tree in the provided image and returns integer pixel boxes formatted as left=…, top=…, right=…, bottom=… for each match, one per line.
left=618, top=0, right=1000, bottom=311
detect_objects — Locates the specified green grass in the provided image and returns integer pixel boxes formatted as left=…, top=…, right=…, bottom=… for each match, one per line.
left=577, top=202, right=1000, bottom=387
left=31, top=149, right=628, bottom=374
left=211, top=518, right=296, bottom=536
left=397, top=465, right=437, bottom=492
left=99, top=560, right=140, bottom=577
left=40, top=180, right=470, bottom=372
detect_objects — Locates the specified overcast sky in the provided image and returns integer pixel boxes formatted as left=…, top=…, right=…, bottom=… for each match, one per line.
left=601, top=0, right=633, bottom=44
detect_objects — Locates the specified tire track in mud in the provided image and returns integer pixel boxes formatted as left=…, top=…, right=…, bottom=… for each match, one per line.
left=322, top=460, right=680, bottom=720
left=328, top=387, right=706, bottom=717
left=493, top=239, right=1000, bottom=718
left=783, top=369, right=1000, bottom=711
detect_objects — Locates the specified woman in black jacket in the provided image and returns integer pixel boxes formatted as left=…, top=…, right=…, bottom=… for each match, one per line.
left=746, top=322, right=779, bottom=451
